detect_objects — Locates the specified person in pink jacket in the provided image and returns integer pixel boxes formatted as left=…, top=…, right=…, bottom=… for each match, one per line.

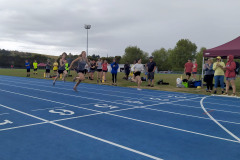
left=223, top=55, right=236, bottom=96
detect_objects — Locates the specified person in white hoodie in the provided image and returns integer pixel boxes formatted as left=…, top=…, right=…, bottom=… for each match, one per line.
left=132, top=59, right=144, bottom=90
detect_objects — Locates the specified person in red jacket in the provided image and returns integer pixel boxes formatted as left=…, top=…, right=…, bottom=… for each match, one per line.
left=223, top=55, right=236, bottom=96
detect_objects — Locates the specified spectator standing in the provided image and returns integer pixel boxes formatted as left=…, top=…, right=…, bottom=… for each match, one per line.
left=25, top=60, right=30, bottom=77
left=102, top=60, right=108, bottom=82
left=192, top=60, right=198, bottom=80
left=90, top=60, right=96, bottom=80
left=33, top=60, right=38, bottom=75
left=213, top=56, right=225, bottom=94
left=124, top=61, right=130, bottom=80
left=53, top=60, right=58, bottom=76
left=223, top=55, right=236, bottom=96
left=146, top=56, right=156, bottom=87
left=184, top=59, right=193, bottom=80
left=111, top=58, right=119, bottom=86
left=203, top=58, right=214, bottom=92
left=45, top=59, right=51, bottom=78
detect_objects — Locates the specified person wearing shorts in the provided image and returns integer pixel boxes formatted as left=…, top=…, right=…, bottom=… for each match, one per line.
left=96, top=58, right=103, bottom=83
left=124, top=62, right=130, bottom=80
left=84, top=63, right=88, bottom=75
left=223, top=55, right=236, bottom=96
left=53, top=52, right=68, bottom=86
left=53, top=60, right=58, bottom=75
left=102, top=60, right=108, bottom=82
left=70, top=51, right=90, bottom=91
left=132, top=59, right=144, bottom=90
left=213, top=56, right=225, bottom=94
left=25, top=60, right=30, bottom=77
left=33, top=60, right=38, bottom=75
left=146, top=56, right=156, bottom=87
left=45, top=59, right=51, bottom=78
left=192, top=60, right=198, bottom=80
left=184, top=59, right=193, bottom=80
left=90, top=60, right=96, bottom=80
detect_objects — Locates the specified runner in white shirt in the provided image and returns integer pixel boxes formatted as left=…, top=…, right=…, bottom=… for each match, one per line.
left=132, top=59, right=144, bottom=90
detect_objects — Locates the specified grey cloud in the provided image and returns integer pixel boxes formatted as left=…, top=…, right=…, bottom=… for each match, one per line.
left=0, top=0, right=240, bottom=56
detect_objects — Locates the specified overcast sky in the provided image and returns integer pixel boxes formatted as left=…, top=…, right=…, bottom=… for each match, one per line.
left=0, top=0, right=239, bottom=56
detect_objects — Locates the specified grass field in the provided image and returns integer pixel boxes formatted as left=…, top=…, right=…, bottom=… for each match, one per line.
left=0, top=68, right=239, bottom=96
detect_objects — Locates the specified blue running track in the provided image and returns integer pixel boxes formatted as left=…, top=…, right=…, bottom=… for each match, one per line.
left=0, top=75, right=239, bottom=160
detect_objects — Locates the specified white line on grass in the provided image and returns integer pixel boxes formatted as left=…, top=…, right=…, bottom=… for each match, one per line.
left=0, top=103, right=163, bottom=160
left=200, top=97, right=240, bottom=143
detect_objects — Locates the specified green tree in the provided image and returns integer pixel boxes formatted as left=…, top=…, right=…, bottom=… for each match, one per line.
left=120, top=46, right=148, bottom=64
left=169, top=39, right=197, bottom=71
left=151, top=48, right=172, bottom=71
left=195, top=47, right=206, bottom=73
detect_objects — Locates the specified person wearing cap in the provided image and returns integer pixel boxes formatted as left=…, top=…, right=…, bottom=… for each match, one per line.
left=213, top=56, right=225, bottom=94
left=146, top=56, right=156, bottom=87
left=223, top=55, right=236, bottom=96
left=184, top=59, right=193, bottom=80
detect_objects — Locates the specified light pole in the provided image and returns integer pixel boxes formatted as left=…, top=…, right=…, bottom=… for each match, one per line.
left=84, top=24, right=91, bottom=57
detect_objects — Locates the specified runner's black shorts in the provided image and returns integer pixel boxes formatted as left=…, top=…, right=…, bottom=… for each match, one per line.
left=103, top=69, right=108, bottom=72
left=46, top=69, right=50, bottom=73
left=58, top=70, right=65, bottom=74
left=27, top=69, right=30, bottom=72
left=134, top=71, right=141, bottom=77
left=97, top=69, right=102, bottom=72
left=186, top=72, right=191, bottom=76
left=34, top=68, right=38, bottom=71
left=77, top=70, right=85, bottom=74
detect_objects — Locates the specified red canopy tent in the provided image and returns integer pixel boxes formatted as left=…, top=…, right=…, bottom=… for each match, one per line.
left=203, top=36, right=240, bottom=58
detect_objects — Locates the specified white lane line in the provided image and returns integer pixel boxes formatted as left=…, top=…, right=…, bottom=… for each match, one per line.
left=49, top=121, right=163, bottom=160
left=105, top=112, right=240, bottom=143
left=142, top=107, right=240, bottom=125
left=0, top=77, right=195, bottom=98
left=0, top=89, right=103, bottom=113
left=169, top=103, right=240, bottom=115
left=1, top=87, right=239, bottom=144
left=204, top=102, right=240, bottom=108
left=0, top=83, right=144, bottom=108
left=0, top=104, right=48, bottom=122
left=0, top=103, right=163, bottom=160
left=53, top=106, right=141, bottom=123
left=0, top=122, right=48, bottom=132
left=0, top=113, right=9, bottom=116
left=0, top=82, right=205, bottom=111
left=0, top=79, right=179, bottom=102
left=0, top=88, right=142, bottom=121
left=200, top=97, right=240, bottom=143
left=31, top=106, right=66, bottom=112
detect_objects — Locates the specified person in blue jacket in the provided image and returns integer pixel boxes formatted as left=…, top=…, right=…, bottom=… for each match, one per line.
left=25, top=60, right=31, bottom=77
left=111, top=58, right=119, bottom=86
